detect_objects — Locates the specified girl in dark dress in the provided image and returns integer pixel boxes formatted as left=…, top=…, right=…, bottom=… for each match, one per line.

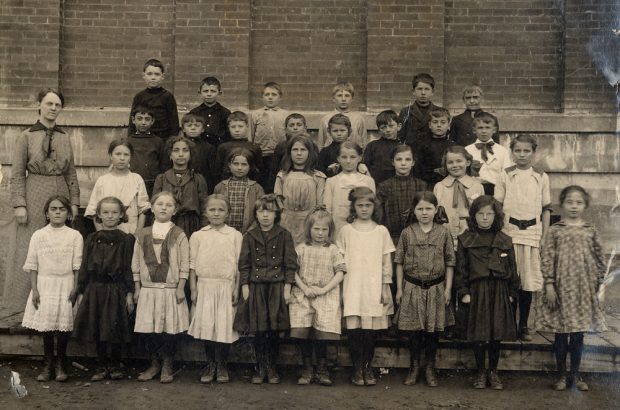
left=455, top=195, right=519, bottom=390
left=73, top=197, right=135, bottom=382
left=234, top=194, right=299, bottom=385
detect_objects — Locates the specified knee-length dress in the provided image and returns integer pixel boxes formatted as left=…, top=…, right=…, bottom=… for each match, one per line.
left=337, top=223, right=395, bottom=330
left=132, top=222, right=190, bottom=334
left=274, top=170, right=326, bottom=244
left=494, top=166, right=551, bottom=292
left=7, top=122, right=80, bottom=311
left=22, top=225, right=83, bottom=332
left=289, top=243, right=346, bottom=338
left=85, top=172, right=150, bottom=235
left=73, top=229, right=135, bottom=343
left=393, top=223, right=456, bottom=332
left=455, top=229, right=519, bottom=342
left=188, top=225, right=242, bottom=343
left=535, top=221, right=607, bottom=333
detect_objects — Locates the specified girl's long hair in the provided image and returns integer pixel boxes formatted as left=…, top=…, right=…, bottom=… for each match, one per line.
left=466, top=195, right=504, bottom=233
left=280, top=134, right=319, bottom=174
left=302, top=207, right=335, bottom=245
left=43, top=194, right=73, bottom=225
left=346, top=187, right=382, bottom=223
left=405, top=191, right=449, bottom=226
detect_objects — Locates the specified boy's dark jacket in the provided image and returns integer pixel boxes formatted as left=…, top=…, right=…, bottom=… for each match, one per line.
left=238, top=225, right=298, bottom=285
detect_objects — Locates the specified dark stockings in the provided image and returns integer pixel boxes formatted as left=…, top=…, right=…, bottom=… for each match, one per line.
left=205, top=341, right=230, bottom=364
left=347, top=329, right=377, bottom=368
left=473, top=341, right=501, bottom=370
left=254, top=331, right=279, bottom=368
left=42, top=331, right=70, bottom=361
left=145, top=333, right=176, bottom=361
left=518, top=290, right=532, bottom=330
left=300, top=340, right=327, bottom=361
left=554, top=332, right=584, bottom=375
left=408, top=331, right=439, bottom=365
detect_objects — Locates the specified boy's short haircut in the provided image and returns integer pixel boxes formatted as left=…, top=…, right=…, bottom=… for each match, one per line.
left=328, top=113, right=352, bottom=133
left=227, top=111, right=249, bottom=125
left=472, top=111, right=498, bottom=128
left=332, top=82, right=355, bottom=97
left=462, top=84, right=484, bottom=97
left=263, top=81, right=283, bottom=96
left=390, top=144, right=414, bottom=161
left=429, top=107, right=451, bottom=122
left=181, top=113, right=206, bottom=126
left=131, top=105, right=155, bottom=119
left=200, top=76, right=222, bottom=91
left=376, top=110, right=399, bottom=128
left=509, top=134, right=538, bottom=152
left=143, top=58, right=165, bottom=73
left=285, top=113, right=307, bottom=128
left=412, top=73, right=435, bottom=89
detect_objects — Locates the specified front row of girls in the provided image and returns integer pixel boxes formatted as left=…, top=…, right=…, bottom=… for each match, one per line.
left=22, top=186, right=606, bottom=390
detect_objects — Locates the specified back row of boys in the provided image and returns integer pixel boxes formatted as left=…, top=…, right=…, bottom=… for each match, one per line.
left=128, top=58, right=505, bottom=194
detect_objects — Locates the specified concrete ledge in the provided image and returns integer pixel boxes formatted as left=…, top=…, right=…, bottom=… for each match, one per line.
left=0, top=107, right=618, bottom=133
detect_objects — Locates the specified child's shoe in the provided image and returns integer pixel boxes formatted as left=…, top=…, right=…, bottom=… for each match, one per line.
left=267, top=364, right=280, bottom=384
left=216, top=362, right=229, bottom=384
left=554, top=374, right=568, bottom=391
left=425, top=363, right=438, bottom=387
left=91, top=367, right=108, bottom=382
left=520, top=327, right=533, bottom=342
left=137, top=357, right=161, bottom=381
left=37, top=357, right=53, bottom=382
left=200, top=362, right=215, bottom=384
left=54, top=358, right=68, bottom=382
left=403, top=361, right=420, bottom=386
left=573, top=375, right=588, bottom=391
left=351, top=366, right=364, bottom=387
left=363, top=363, right=377, bottom=386
left=316, top=359, right=332, bottom=386
left=297, top=358, right=313, bottom=385
left=109, top=367, right=126, bottom=380
left=160, top=356, right=174, bottom=383
left=488, top=370, right=503, bottom=390
left=251, top=361, right=266, bottom=384
left=473, top=369, right=487, bottom=389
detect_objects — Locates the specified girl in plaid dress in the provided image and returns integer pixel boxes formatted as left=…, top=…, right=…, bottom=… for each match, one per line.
left=290, top=207, right=345, bottom=386
left=536, top=186, right=607, bottom=392
left=214, top=148, right=265, bottom=233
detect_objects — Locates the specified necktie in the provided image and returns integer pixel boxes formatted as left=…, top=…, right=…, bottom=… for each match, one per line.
left=452, top=179, right=470, bottom=209
left=43, top=127, right=54, bottom=158
left=474, top=141, right=495, bottom=162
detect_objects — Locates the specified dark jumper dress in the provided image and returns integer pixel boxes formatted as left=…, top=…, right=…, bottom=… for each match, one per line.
left=73, top=230, right=135, bottom=343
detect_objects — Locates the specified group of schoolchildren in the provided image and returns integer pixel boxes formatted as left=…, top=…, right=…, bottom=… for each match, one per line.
left=21, top=59, right=608, bottom=393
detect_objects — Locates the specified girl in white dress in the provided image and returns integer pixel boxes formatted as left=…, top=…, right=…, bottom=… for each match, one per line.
left=188, top=194, right=243, bottom=384
left=337, top=187, right=395, bottom=387
left=22, top=195, right=83, bottom=382
left=85, top=140, right=150, bottom=234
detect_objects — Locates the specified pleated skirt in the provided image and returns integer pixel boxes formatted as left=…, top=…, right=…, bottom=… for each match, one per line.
left=233, top=282, right=289, bottom=334
left=188, top=278, right=238, bottom=343
left=466, top=278, right=517, bottom=342
left=134, top=287, right=189, bottom=334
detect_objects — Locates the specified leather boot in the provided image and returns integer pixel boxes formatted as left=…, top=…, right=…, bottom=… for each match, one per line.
left=37, top=356, right=54, bottom=382
left=160, top=355, right=174, bottom=383
left=316, top=358, right=332, bottom=386
left=425, top=362, right=438, bottom=387
left=404, top=360, right=420, bottom=386
left=216, top=361, right=229, bottom=383
left=297, top=357, right=313, bottom=385
left=137, top=356, right=161, bottom=381
left=54, top=356, right=68, bottom=382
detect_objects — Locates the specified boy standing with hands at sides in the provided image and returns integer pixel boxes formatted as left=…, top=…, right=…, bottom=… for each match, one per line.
left=398, top=73, right=442, bottom=148
left=414, top=108, right=455, bottom=188
left=128, top=59, right=179, bottom=140
left=317, top=82, right=368, bottom=149
left=215, top=112, right=264, bottom=183
left=250, top=82, right=289, bottom=192
left=127, top=106, right=166, bottom=197
left=188, top=76, right=231, bottom=147
left=466, top=112, right=511, bottom=196
left=450, top=86, right=499, bottom=147
left=363, top=110, right=402, bottom=185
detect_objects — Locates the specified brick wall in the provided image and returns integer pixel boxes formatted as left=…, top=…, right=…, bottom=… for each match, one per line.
left=174, top=0, right=251, bottom=109
left=0, top=0, right=62, bottom=106
left=564, top=0, right=619, bottom=113
left=60, top=0, right=176, bottom=107
left=249, top=0, right=368, bottom=111
left=367, top=0, right=445, bottom=111
left=444, top=0, right=564, bottom=111
left=1, top=1, right=619, bottom=113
